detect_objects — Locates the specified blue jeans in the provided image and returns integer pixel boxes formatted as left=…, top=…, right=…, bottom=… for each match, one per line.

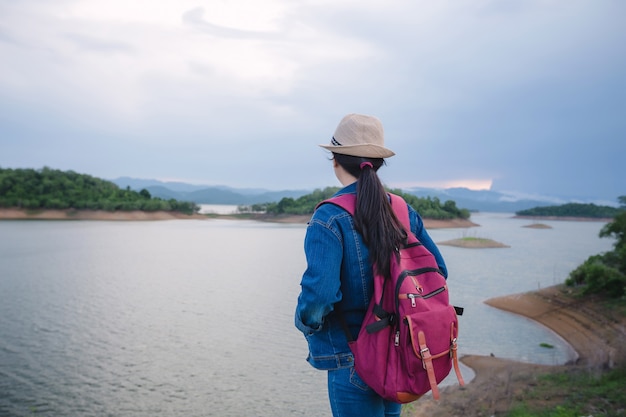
left=327, top=367, right=402, bottom=417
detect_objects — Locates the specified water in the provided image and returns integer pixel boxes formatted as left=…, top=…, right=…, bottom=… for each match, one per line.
left=430, top=213, right=614, bottom=368
left=0, top=213, right=614, bottom=416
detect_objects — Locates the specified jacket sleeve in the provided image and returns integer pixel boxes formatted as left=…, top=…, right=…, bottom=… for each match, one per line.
left=408, top=206, right=448, bottom=279
left=294, top=217, right=343, bottom=336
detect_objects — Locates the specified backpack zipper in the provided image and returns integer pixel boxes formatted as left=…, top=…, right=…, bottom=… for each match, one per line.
left=405, top=287, right=446, bottom=307
left=395, top=267, right=443, bottom=310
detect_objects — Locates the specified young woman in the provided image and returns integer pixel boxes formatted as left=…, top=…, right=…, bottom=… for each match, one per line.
left=295, top=114, right=448, bottom=417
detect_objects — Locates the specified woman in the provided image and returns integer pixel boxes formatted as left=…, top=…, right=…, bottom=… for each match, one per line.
left=294, top=114, right=448, bottom=417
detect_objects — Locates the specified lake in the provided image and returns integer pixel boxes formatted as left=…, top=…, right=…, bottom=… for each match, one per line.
left=0, top=212, right=615, bottom=416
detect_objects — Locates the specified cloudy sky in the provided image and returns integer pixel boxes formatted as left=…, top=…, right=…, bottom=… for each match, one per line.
left=1, top=0, right=624, bottom=201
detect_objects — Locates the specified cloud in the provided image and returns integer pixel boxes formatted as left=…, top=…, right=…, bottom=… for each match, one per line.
left=61, top=32, right=136, bottom=54
left=0, top=0, right=624, bottom=199
left=181, top=7, right=279, bottom=40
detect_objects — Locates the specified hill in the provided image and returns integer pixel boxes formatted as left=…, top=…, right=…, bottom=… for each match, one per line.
left=0, top=167, right=199, bottom=215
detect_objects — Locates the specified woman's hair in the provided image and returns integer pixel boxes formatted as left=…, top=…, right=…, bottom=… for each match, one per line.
left=333, top=153, right=407, bottom=280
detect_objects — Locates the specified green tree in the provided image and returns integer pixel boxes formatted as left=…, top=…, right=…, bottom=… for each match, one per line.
left=0, top=167, right=199, bottom=215
left=565, top=196, right=626, bottom=298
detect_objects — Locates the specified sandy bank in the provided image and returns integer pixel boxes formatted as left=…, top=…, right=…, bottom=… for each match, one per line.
left=0, top=208, right=206, bottom=221
left=484, top=286, right=625, bottom=368
left=404, top=285, right=626, bottom=417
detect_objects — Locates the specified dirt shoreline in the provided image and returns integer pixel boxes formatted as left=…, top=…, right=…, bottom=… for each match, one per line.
left=0, top=208, right=207, bottom=221
left=404, top=285, right=626, bottom=417
left=0, top=208, right=478, bottom=228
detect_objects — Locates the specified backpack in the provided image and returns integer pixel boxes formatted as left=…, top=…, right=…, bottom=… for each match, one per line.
left=320, top=192, right=464, bottom=403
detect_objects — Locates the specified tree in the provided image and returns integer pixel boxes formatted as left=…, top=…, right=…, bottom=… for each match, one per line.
left=566, top=196, right=626, bottom=297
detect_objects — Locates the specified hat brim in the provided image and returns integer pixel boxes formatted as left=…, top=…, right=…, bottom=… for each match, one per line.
left=319, top=143, right=395, bottom=158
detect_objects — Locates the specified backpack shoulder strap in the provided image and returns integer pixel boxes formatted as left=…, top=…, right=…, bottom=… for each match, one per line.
left=388, top=193, right=411, bottom=232
left=315, top=193, right=356, bottom=215
left=318, top=193, right=411, bottom=233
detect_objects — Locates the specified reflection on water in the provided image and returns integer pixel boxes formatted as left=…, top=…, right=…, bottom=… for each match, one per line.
left=0, top=213, right=614, bottom=416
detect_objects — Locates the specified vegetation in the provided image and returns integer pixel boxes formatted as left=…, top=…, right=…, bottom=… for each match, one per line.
left=252, top=186, right=471, bottom=220
left=516, top=202, right=621, bottom=218
left=0, top=167, right=199, bottom=215
left=505, top=366, right=626, bottom=417
left=565, top=196, right=626, bottom=298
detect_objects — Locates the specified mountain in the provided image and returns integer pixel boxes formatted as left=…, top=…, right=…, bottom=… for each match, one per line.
left=403, top=187, right=620, bottom=212
left=111, top=177, right=619, bottom=212
left=111, top=177, right=310, bottom=205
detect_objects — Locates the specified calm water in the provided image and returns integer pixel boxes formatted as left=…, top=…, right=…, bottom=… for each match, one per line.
left=0, top=213, right=614, bottom=416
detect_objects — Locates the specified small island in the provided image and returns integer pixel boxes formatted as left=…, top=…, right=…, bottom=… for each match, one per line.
left=438, top=237, right=509, bottom=248
left=523, top=223, right=552, bottom=229
left=515, top=202, right=621, bottom=221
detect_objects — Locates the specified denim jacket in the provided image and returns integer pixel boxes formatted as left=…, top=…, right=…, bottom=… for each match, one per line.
left=294, top=183, right=448, bottom=370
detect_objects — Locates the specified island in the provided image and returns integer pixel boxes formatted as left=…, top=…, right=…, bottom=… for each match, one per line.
left=438, top=237, right=509, bottom=248
left=0, top=167, right=200, bottom=219
left=515, top=201, right=621, bottom=221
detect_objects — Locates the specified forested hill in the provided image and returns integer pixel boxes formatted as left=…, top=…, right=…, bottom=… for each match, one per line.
left=255, top=187, right=472, bottom=220
left=0, top=167, right=199, bottom=215
left=516, top=201, right=624, bottom=219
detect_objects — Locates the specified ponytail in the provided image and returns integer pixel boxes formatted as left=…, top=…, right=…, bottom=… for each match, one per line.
left=333, top=153, right=407, bottom=280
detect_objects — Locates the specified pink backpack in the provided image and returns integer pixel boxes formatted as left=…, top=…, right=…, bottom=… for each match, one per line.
left=321, top=192, right=464, bottom=403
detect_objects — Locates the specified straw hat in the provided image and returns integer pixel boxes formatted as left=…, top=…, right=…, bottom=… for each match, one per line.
left=319, top=114, right=395, bottom=158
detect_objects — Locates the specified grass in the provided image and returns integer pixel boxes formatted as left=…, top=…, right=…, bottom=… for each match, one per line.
left=506, top=366, right=626, bottom=417
left=460, top=237, right=491, bottom=242
left=438, top=235, right=510, bottom=248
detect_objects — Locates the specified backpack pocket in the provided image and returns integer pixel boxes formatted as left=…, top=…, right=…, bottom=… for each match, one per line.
left=400, top=305, right=458, bottom=394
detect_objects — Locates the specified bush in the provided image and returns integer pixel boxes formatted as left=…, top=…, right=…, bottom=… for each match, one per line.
left=566, top=257, right=626, bottom=298
left=565, top=196, right=626, bottom=298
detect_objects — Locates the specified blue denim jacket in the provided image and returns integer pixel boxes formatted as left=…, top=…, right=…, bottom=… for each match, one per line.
left=294, top=183, right=448, bottom=370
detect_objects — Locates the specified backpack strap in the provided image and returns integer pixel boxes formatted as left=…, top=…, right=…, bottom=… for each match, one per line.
left=451, top=322, right=465, bottom=386
left=316, top=193, right=357, bottom=215
left=388, top=193, right=411, bottom=233
left=318, top=192, right=412, bottom=235
left=418, top=330, right=440, bottom=400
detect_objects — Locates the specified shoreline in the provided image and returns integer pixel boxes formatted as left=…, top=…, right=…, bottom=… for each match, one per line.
left=514, top=215, right=612, bottom=222
left=483, top=286, right=624, bottom=368
left=405, top=285, right=626, bottom=416
left=0, top=208, right=478, bottom=228
left=0, top=208, right=207, bottom=221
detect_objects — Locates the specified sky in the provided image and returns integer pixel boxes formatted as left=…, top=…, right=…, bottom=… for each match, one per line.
left=1, top=0, right=624, bottom=202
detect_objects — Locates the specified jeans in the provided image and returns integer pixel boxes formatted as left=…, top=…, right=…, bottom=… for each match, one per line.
left=327, top=367, right=402, bottom=417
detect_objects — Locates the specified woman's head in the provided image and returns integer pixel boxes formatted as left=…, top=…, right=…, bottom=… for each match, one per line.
left=320, top=114, right=395, bottom=159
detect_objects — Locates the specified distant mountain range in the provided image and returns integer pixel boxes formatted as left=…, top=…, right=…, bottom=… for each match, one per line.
left=111, top=177, right=619, bottom=213
left=402, top=187, right=618, bottom=212
left=112, top=177, right=310, bottom=206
